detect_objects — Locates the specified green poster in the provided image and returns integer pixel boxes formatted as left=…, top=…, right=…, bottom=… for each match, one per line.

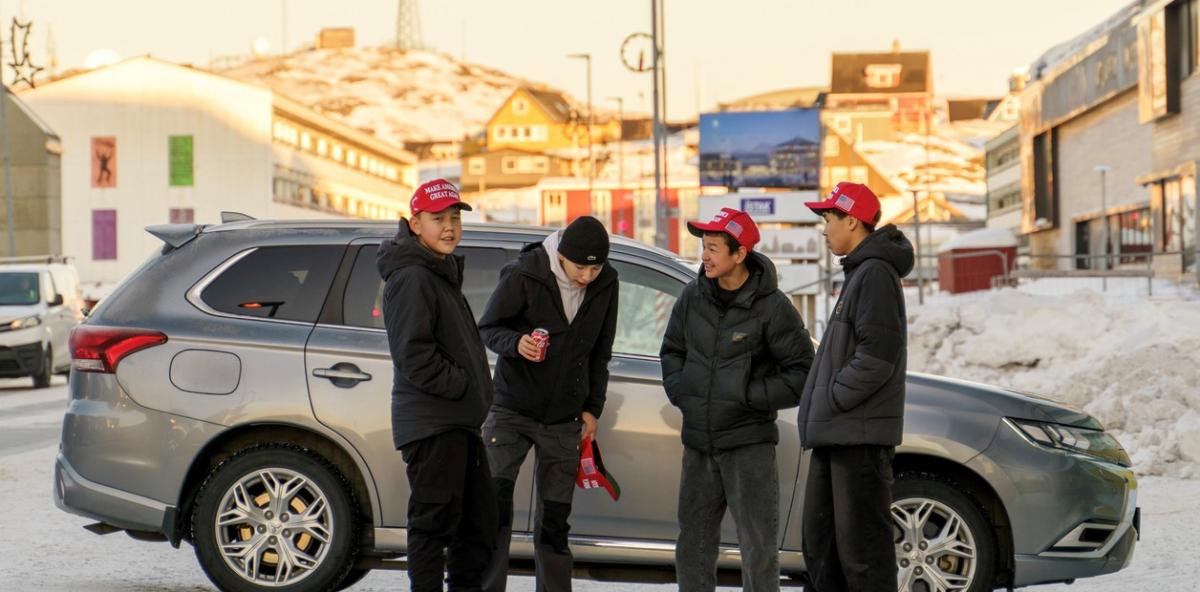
left=169, top=135, right=194, bottom=187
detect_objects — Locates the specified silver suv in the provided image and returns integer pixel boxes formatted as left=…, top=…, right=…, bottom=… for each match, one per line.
left=56, top=218, right=1138, bottom=592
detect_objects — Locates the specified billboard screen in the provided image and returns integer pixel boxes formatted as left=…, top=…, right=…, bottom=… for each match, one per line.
left=699, top=109, right=820, bottom=189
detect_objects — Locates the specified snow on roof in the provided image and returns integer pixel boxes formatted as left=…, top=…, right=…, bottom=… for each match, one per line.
left=936, top=227, right=1018, bottom=253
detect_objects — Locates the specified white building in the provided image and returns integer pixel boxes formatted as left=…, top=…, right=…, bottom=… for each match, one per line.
left=19, top=57, right=418, bottom=285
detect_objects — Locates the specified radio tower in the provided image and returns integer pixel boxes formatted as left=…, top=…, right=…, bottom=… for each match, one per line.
left=395, top=0, right=425, bottom=50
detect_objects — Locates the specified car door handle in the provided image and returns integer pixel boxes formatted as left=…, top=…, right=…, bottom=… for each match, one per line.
left=313, top=364, right=372, bottom=386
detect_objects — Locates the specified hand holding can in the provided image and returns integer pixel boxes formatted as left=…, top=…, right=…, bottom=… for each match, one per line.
left=530, top=328, right=550, bottom=362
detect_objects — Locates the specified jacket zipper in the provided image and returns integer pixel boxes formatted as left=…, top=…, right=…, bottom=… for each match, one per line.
left=706, top=309, right=725, bottom=455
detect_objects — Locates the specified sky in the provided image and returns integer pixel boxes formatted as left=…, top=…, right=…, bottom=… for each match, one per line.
left=7, top=0, right=1134, bottom=118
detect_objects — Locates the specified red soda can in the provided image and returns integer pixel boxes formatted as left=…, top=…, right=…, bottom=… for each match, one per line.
left=531, top=328, right=550, bottom=362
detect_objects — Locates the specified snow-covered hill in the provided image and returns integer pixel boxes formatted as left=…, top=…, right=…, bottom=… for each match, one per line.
left=219, top=47, right=579, bottom=146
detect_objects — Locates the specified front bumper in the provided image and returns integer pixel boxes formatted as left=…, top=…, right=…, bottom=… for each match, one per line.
left=969, top=419, right=1138, bottom=587
left=54, top=451, right=176, bottom=535
left=0, top=333, right=43, bottom=377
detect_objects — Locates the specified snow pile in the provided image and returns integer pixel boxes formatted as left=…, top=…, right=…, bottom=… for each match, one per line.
left=908, top=283, right=1200, bottom=478
left=220, top=47, right=580, bottom=145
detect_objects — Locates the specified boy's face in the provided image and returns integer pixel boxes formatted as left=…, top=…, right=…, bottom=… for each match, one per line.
left=821, top=211, right=857, bottom=256
left=408, top=208, right=463, bottom=258
left=701, top=234, right=747, bottom=280
left=558, top=256, right=604, bottom=288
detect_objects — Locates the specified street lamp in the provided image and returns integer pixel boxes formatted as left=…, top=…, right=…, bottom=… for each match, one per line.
left=608, top=96, right=624, bottom=191
left=567, top=53, right=593, bottom=207
left=1095, top=164, right=1112, bottom=287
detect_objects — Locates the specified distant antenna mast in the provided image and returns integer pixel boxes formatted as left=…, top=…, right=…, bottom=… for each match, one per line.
left=395, top=0, right=425, bottom=50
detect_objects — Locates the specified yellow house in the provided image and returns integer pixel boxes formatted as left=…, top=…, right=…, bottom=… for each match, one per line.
left=486, top=87, right=621, bottom=152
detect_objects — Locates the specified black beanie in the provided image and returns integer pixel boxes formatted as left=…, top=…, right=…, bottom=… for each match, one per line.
left=558, top=216, right=610, bottom=265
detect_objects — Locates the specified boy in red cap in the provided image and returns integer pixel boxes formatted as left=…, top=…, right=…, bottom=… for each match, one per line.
left=660, top=208, right=815, bottom=591
left=798, top=182, right=914, bottom=592
left=377, top=179, right=497, bottom=591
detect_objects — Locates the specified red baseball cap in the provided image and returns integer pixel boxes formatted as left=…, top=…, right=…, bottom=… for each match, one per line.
left=410, top=178, right=473, bottom=216
left=576, top=437, right=620, bottom=501
left=805, top=182, right=881, bottom=225
left=686, top=208, right=760, bottom=251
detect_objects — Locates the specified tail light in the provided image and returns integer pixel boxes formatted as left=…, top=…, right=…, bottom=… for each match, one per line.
left=69, top=326, right=168, bottom=374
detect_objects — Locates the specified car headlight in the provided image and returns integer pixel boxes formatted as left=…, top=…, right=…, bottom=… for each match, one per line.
left=1006, top=418, right=1132, bottom=467
left=8, top=316, right=41, bottom=330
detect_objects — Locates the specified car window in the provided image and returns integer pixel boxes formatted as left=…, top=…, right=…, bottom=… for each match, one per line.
left=0, top=272, right=39, bottom=305
left=609, top=260, right=685, bottom=357
left=342, top=245, right=510, bottom=329
left=201, top=246, right=343, bottom=322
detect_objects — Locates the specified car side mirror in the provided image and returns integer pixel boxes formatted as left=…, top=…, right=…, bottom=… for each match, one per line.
left=50, top=294, right=64, bottom=306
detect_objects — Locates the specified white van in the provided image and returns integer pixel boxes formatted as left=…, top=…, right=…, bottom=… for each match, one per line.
left=0, top=256, right=85, bottom=388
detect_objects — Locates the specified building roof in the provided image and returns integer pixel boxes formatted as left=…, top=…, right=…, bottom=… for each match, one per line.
left=717, top=86, right=827, bottom=111
left=830, top=51, right=931, bottom=94
left=22, top=56, right=416, bottom=165
left=524, top=87, right=574, bottom=123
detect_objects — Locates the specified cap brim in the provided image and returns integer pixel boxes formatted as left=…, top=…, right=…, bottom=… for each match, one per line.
left=686, top=220, right=725, bottom=238
left=805, top=201, right=838, bottom=215
left=421, top=201, right=473, bottom=213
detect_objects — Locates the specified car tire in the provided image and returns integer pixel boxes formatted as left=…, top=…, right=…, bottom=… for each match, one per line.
left=192, top=445, right=359, bottom=592
left=334, top=567, right=371, bottom=590
left=892, top=472, right=996, bottom=592
left=32, top=347, right=52, bottom=389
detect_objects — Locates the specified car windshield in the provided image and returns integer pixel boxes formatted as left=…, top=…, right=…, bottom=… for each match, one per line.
left=0, top=272, right=40, bottom=305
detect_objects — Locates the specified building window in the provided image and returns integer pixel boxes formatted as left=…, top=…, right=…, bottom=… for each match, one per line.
left=331, top=144, right=343, bottom=161
left=823, top=136, right=839, bottom=157
left=468, top=157, right=486, bottom=175
left=532, top=156, right=550, bottom=174
left=850, top=166, right=869, bottom=185
left=820, top=167, right=830, bottom=190
left=513, top=98, right=529, bottom=115
left=300, top=132, right=312, bottom=150
left=532, top=125, right=548, bottom=141
left=346, top=150, right=358, bottom=167
left=833, top=116, right=852, bottom=136
left=1032, top=130, right=1057, bottom=227
left=91, top=136, right=117, bottom=188
left=317, top=138, right=328, bottom=156
left=92, top=209, right=117, bottom=261
left=169, top=208, right=195, bottom=224
left=865, top=64, right=903, bottom=89
left=502, top=156, right=518, bottom=174
left=168, top=135, right=194, bottom=187
left=546, top=191, right=565, bottom=206
left=496, top=127, right=509, bottom=141
left=1119, top=207, right=1153, bottom=264
left=830, top=166, right=849, bottom=184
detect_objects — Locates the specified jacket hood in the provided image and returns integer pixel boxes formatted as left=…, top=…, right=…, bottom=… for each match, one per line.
left=697, top=250, right=780, bottom=306
left=841, top=224, right=915, bottom=278
left=376, top=219, right=463, bottom=287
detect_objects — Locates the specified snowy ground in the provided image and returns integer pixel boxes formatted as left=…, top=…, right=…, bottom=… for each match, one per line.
left=1, top=377, right=1197, bottom=590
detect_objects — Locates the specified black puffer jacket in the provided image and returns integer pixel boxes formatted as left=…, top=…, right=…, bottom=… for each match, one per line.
left=660, top=252, right=815, bottom=453
left=798, top=224, right=914, bottom=449
left=377, top=222, right=493, bottom=449
left=478, top=241, right=619, bottom=424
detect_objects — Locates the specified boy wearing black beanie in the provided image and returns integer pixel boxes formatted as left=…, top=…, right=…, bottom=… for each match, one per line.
left=477, top=216, right=620, bottom=591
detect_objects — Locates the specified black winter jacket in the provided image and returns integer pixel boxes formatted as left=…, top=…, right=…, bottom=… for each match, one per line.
left=660, top=252, right=815, bottom=453
left=377, top=222, right=494, bottom=449
left=477, top=242, right=619, bottom=424
left=798, top=224, right=914, bottom=449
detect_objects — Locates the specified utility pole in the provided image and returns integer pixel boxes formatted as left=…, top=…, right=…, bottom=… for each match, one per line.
left=651, top=0, right=667, bottom=249
left=609, top=97, right=625, bottom=191
left=568, top=53, right=593, bottom=207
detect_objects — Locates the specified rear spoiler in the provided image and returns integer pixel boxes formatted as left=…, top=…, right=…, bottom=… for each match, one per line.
left=146, top=224, right=202, bottom=250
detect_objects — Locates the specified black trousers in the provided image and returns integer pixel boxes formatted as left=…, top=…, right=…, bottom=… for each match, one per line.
left=401, top=429, right=498, bottom=592
left=801, top=445, right=897, bottom=592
